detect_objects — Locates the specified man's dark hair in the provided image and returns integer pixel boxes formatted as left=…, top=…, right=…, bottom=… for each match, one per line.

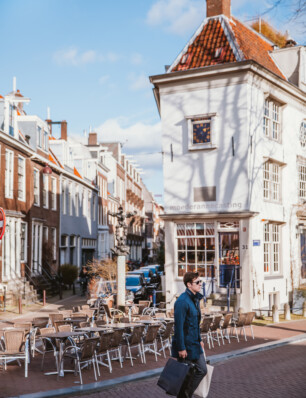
left=183, top=272, right=199, bottom=287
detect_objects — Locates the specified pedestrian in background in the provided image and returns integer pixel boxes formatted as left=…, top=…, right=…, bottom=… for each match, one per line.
left=172, top=272, right=207, bottom=398
left=79, top=265, right=89, bottom=296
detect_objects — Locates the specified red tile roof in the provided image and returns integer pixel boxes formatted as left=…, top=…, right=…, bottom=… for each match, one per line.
left=172, top=19, right=236, bottom=72
left=170, top=16, right=285, bottom=79
left=230, top=18, right=285, bottom=79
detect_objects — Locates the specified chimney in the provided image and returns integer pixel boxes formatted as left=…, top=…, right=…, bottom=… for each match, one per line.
left=61, top=120, right=67, bottom=141
left=206, top=0, right=231, bottom=19
left=88, top=132, right=98, bottom=146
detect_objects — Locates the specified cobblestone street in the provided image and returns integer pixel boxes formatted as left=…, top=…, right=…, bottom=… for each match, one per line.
left=76, top=341, right=306, bottom=398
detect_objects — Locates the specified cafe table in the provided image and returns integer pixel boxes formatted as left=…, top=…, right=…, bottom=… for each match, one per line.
left=40, top=330, right=86, bottom=376
left=105, top=322, right=143, bottom=329
left=76, top=326, right=112, bottom=337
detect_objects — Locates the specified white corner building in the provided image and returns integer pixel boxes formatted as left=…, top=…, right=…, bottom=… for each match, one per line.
left=150, top=0, right=306, bottom=311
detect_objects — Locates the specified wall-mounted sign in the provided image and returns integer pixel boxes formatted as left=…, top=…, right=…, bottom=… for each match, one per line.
left=253, top=240, right=260, bottom=246
left=0, top=208, right=6, bottom=240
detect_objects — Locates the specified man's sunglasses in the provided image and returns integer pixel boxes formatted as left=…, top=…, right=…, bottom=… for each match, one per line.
left=192, top=280, right=202, bottom=285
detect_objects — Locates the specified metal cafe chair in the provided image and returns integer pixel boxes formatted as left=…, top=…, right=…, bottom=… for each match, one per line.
left=0, top=330, right=29, bottom=377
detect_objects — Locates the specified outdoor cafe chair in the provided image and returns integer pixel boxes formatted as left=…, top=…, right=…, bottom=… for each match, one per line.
left=141, top=324, right=160, bottom=363
left=230, top=313, right=247, bottom=342
left=58, top=325, right=72, bottom=332
left=244, top=312, right=256, bottom=340
left=54, top=321, right=72, bottom=332
left=157, top=321, right=174, bottom=358
left=60, top=337, right=99, bottom=384
left=108, top=329, right=124, bottom=368
left=49, top=313, right=64, bottom=327
left=95, top=331, right=113, bottom=374
left=32, top=317, right=49, bottom=329
left=220, top=313, right=233, bottom=343
left=209, top=315, right=224, bottom=346
left=39, top=327, right=58, bottom=371
left=0, top=330, right=29, bottom=377
left=200, top=317, right=213, bottom=349
left=123, top=325, right=145, bottom=366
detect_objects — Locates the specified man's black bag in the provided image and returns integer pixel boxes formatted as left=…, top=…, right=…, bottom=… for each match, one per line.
left=157, top=358, right=192, bottom=396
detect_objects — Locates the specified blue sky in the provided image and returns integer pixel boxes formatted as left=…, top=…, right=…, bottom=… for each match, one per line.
left=0, top=0, right=304, bottom=200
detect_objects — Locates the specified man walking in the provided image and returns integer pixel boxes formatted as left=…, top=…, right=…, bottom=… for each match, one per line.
left=172, top=272, right=207, bottom=397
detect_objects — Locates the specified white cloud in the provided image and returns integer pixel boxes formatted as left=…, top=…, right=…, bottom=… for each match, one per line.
left=98, top=75, right=110, bottom=85
left=129, top=73, right=151, bottom=91
left=53, top=47, right=122, bottom=66
left=146, top=0, right=204, bottom=36
left=95, top=118, right=162, bottom=152
left=53, top=47, right=97, bottom=66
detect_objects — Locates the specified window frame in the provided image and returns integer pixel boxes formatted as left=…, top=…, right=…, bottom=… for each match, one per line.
left=51, top=227, right=57, bottom=261
left=263, top=222, right=282, bottom=275
left=5, top=149, right=14, bottom=199
left=17, top=155, right=26, bottom=201
left=299, top=120, right=306, bottom=148
left=262, top=97, right=284, bottom=143
left=43, top=174, right=49, bottom=209
left=20, top=221, right=28, bottom=262
left=33, top=168, right=40, bottom=206
left=51, top=177, right=57, bottom=210
left=263, top=160, right=281, bottom=203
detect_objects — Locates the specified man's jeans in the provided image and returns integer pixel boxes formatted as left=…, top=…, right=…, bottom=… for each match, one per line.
left=177, top=354, right=207, bottom=398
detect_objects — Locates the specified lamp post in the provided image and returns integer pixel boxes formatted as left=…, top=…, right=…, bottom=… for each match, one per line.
left=108, top=206, right=136, bottom=310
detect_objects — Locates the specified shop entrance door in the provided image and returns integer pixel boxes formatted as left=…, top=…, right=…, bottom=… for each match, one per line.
left=219, top=232, right=240, bottom=288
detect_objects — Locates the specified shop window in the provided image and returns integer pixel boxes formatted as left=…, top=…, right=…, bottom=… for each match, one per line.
left=176, top=222, right=215, bottom=278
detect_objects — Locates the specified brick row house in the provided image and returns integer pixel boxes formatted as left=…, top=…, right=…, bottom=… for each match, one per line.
left=0, top=85, right=163, bottom=301
left=0, top=89, right=60, bottom=302
left=150, top=0, right=306, bottom=311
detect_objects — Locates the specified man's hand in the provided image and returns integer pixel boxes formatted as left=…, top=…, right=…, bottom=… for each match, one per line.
left=178, top=350, right=187, bottom=358
left=200, top=341, right=205, bottom=350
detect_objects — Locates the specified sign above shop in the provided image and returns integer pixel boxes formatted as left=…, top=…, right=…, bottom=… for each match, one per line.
left=0, top=208, right=6, bottom=240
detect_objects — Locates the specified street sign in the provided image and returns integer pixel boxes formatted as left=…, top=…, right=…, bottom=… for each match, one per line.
left=0, top=208, right=6, bottom=240
left=253, top=240, right=260, bottom=246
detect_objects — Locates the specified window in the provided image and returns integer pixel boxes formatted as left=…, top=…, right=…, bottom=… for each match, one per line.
left=9, top=104, right=14, bottom=136
left=83, top=189, right=86, bottom=216
left=92, top=194, right=96, bottom=221
left=263, top=161, right=280, bottom=202
left=68, top=182, right=72, bottom=215
left=187, top=114, right=217, bottom=150
left=51, top=228, right=57, bottom=261
left=263, top=99, right=281, bottom=141
left=51, top=177, right=57, bottom=210
left=5, top=149, right=14, bottom=198
left=20, top=222, right=27, bottom=262
left=33, top=168, right=40, bottom=206
left=75, top=185, right=79, bottom=216
left=43, top=130, right=48, bottom=151
left=263, top=223, right=281, bottom=274
left=17, top=156, right=26, bottom=201
left=43, top=175, right=49, bottom=208
left=300, top=121, right=306, bottom=148
left=62, top=179, right=66, bottom=214
left=37, top=126, right=42, bottom=147
left=298, top=160, right=306, bottom=200
left=176, top=222, right=215, bottom=277
left=88, top=191, right=91, bottom=218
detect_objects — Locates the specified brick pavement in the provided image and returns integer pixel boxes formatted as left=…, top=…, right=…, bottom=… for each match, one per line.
left=73, top=341, right=306, bottom=398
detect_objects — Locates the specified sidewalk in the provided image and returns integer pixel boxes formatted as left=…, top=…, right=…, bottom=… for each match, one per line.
left=0, top=309, right=305, bottom=397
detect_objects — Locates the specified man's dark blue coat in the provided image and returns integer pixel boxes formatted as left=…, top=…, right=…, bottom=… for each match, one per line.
left=171, top=288, right=203, bottom=361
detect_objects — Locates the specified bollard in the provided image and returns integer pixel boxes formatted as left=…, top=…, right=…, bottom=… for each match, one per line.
left=153, top=289, right=156, bottom=307
left=18, top=296, right=22, bottom=314
left=272, top=304, right=279, bottom=323
left=43, top=290, right=46, bottom=306
left=303, top=301, right=306, bottom=318
left=284, top=303, right=291, bottom=321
